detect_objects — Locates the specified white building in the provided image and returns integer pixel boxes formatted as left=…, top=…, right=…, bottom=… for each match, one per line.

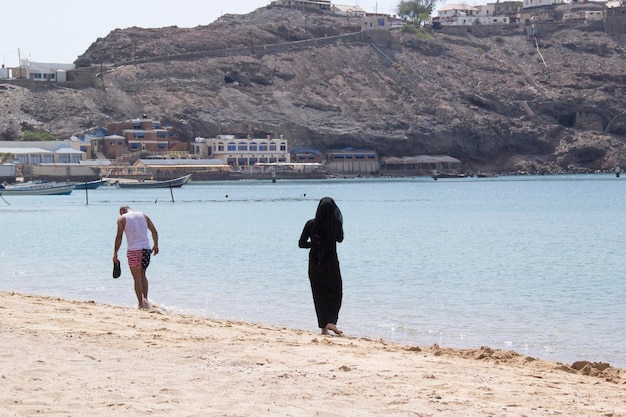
left=437, top=3, right=512, bottom=25
left=0, top=65, right=11, bottom=79
left=21, top=59, right=75, bottom=82
left=332, top=4, right=367, bottom=17
left=0, top=141, right=86, bottom=164
left=271, top=0, right=331, bottom=10
left=193, top=135, right=290, bottom=167
left=475, top=4, right=511, bottom=24
left=362, top=15, right=390, bottom=30
left=437, top=4, right=480, bottom=25
left=0, top=147, right=84, bottom=164
left=522, top=0, right=565, bottom=9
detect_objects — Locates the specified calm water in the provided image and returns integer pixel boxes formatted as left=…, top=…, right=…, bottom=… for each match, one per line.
left=1, top=175, right=625, bottom=368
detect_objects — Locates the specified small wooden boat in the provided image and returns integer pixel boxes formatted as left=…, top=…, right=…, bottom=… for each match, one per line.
left=73, top=178, right=111, bottom=190
left=431, top=173, right=467, bottom=180
left=114, top=174, right=191, bottom=189
left=0, top=181, right=76, bottom=196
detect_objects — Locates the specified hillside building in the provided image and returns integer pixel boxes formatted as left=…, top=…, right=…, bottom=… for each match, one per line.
left=436, top=2, right=517, bottom=25
left=362, top=15, right=390, bottom=30
left=605, top=1, right=626, bottom=34
left=522, top=0, right=565, bottom=9
left=332, top=4, right=367, bottom=17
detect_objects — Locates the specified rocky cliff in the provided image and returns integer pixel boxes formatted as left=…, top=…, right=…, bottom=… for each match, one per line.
left=2, top=4, right=626, bottom=174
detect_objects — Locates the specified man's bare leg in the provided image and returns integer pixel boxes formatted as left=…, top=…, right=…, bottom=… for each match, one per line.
left=141, top=269, right=149, bottom=307
left=130, top=267, right=149, bottom=309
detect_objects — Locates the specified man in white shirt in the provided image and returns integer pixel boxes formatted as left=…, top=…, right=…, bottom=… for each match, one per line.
left=113, top=206, right=159, bottom=309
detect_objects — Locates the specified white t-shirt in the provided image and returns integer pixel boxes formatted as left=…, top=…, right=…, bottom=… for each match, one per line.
left=123, top=211, right=150, bottom=250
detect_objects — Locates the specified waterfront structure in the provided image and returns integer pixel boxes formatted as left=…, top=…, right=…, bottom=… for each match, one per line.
left=0, top=141, right=92, bottom=181
left=291, top=147, right=324, bottom=164
left=193, top=135, right=290, bottom=167
left=325, top=148, right=379, bottom=175
left=0, top=146, right=85, bottom=164
left=129, top=158, right=230, bottom=176
left=380, top=155, right=462, bottom=175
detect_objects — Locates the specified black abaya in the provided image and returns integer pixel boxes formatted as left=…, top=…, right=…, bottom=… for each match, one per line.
left=298, top=198, right=344, bottom=329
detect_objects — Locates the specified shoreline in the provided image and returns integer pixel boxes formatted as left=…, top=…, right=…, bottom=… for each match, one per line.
left=1, top=291, right=624, bottom=416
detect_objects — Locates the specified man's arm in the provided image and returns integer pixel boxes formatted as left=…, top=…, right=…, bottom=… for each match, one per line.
left=145, top=215, right=159, bottom=255
left=113, top=217, right=125, bottom=262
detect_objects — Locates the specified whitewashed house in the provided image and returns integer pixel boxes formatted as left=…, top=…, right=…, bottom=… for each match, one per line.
left=475, top=4, right=511, bottom=24
left=21, top=59, right=75, bottom=82
left=522, top=0, right=565, bottom=9
left=437, top=4, right=480, bottom=25
left=331, top=4, right=367, bottom=17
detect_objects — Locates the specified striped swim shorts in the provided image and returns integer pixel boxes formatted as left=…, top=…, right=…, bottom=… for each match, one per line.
left=127, top=249, right=151, bottom=269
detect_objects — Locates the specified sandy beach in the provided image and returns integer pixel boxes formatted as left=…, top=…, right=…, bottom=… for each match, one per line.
left=1, top=291, right=624, bottom=416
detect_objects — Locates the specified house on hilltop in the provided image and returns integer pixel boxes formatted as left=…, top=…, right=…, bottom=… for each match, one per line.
left=605, top=1, right=626, bottom=34
left=19, top=59, right=75, bottom=82
left=271, top=0, right=331, bottom=10
left=332, top=4, right=367, bottom=17
left=522, top=0, right=565, bottom=9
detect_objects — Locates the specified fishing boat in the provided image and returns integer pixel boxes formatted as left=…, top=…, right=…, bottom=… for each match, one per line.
left=72, top=178, right=111, bottom=190
left=114, top=174, right=191, bottom=189
left=0, top=181, right=76, bottom=196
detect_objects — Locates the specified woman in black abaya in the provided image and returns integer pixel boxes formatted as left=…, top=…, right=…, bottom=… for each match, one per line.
left=298, top=197, right=344, bottom=335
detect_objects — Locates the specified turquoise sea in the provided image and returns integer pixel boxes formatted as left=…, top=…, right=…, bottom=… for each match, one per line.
left=1, top=175, right=625, bottom=368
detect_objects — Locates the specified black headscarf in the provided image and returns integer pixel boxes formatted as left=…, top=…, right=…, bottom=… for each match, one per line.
left=314, top=197, right=343, bottom=262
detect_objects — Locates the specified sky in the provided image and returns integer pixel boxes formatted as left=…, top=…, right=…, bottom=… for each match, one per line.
left=0, top=0, right=407, bottom=66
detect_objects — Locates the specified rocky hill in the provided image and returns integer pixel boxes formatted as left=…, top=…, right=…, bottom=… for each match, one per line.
left=2, top=4, right=626, bottom=174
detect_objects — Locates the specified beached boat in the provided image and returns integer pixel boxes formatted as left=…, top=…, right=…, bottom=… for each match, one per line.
left=73, top=178, right=111, bottom=190
left=0, top=181, right=76, bottom=196
left=114, top=174, right=191, bottom=189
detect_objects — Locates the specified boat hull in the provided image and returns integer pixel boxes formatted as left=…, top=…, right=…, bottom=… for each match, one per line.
left=114, top=174, right=191, bottom=189
left=73, top=179, right=110, bottom=190
left=0, top=182, right=75, bottom=196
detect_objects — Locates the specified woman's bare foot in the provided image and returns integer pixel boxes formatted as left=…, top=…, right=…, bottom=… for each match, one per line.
left=325, top=323, right=344, bottom=336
